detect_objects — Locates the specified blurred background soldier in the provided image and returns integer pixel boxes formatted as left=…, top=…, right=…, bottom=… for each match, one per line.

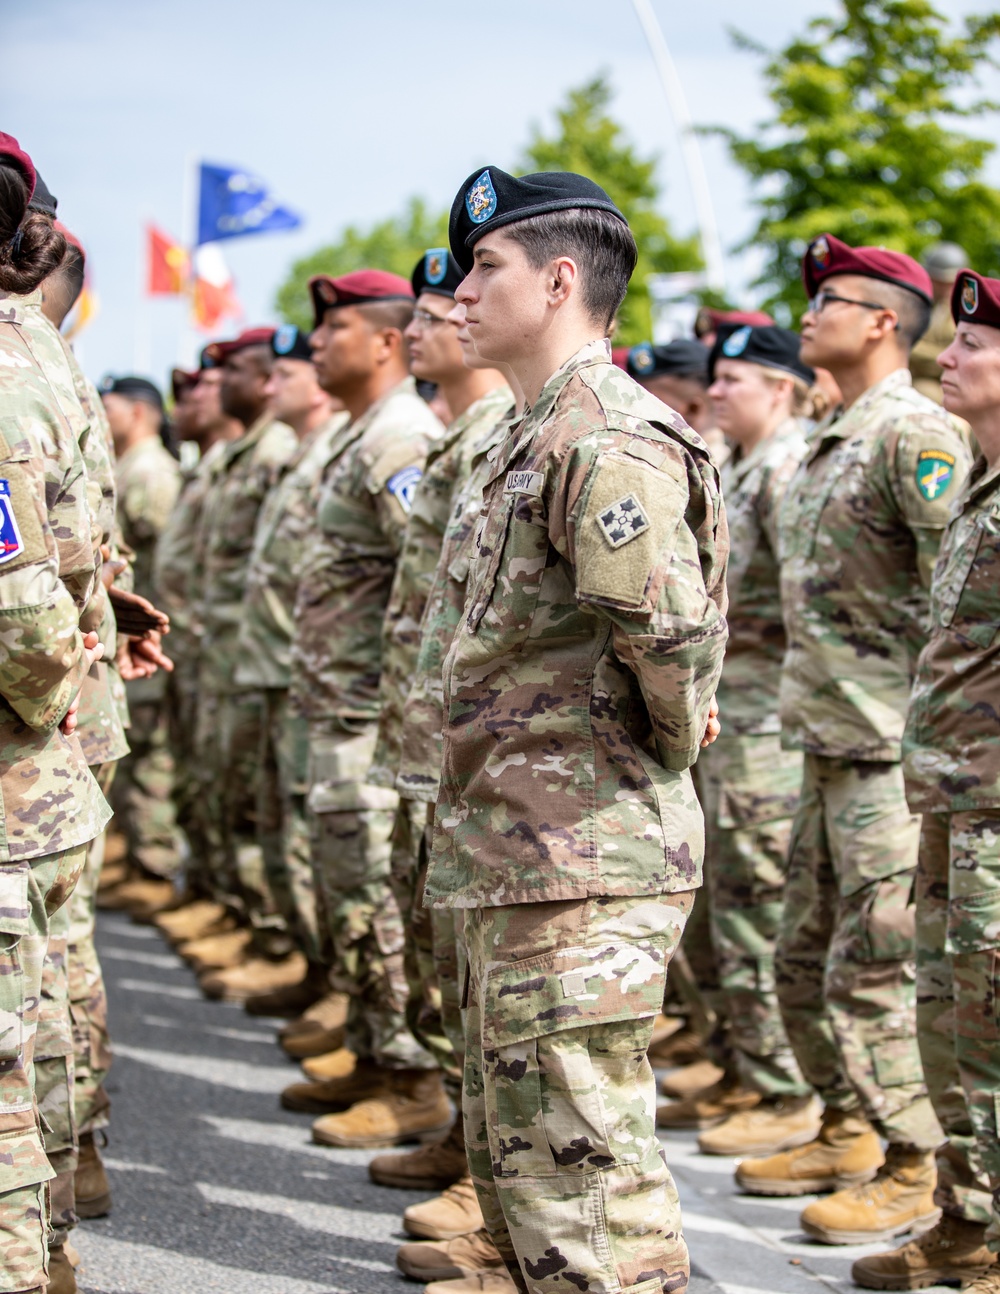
left=910, top=242, right=969, bottom=403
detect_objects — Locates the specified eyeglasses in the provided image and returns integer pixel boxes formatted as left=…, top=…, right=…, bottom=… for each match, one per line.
left=809, top=289, right=889, bottom=314
left=411, top=308, right=454, bottom=329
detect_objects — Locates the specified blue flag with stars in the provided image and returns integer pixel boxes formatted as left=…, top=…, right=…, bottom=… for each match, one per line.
left=196, top=162, right=303, bottom=245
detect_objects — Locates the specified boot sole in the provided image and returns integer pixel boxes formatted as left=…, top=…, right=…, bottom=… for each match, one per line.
left=76, top=1192, right=112, bottom=1219
left=698, top=1124, right=822, bottom=1157
left=397, top=1260, right=502, bottom=1282
left=312, top=1120, right=453, bottom=1150
left=850, top=1260, right=994, bottom=1291
left=369, top=1167, right=468, bottom=1190
left=802, top=1209, right=941, bottom=1247
left=735, top=1167, right=878, bottom=1197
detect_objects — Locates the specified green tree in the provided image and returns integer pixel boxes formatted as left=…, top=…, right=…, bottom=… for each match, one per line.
left=274, top=198, right=448, bottom=329
left=522, top=76, right=701, bottom=345
left=717, top=1, right=1000, bottom=315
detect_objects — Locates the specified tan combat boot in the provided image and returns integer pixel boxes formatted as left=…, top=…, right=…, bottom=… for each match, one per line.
left=278, top=990, right=349, bottom=1059
left=200, top=952, right=307, bottom=1003
left=657, top=1077, right=759, bottom=1130
left=47, top=1244, right=77, bottom=1294
left=397, top=1229, right=505, bottom=1282
left=370, top=1111, right=468, bottom=1189
left=311, top=1069, right=451, bottom=1148
left=659, top=1058, right=725, bottom=1099
left=647, top=1025, right=708, bottom=1068
left=281, top=1058, right=392, bottom=1113
left=178, top=927, right=251, bottom=972
left=800, top=1144, right=940, bottom=1245
left=302, top=1047, right=355, bottom=1081
left=154, top=900, right=230, bottom=945
left=75, top=1130, right=112, bottom=1218
left=425, top=1273, right=518, bottom=1294
left=404, top=1176, right=485, bottom=1240
left=735, top=1105, right=883, bottom=1196
left=697, top=1093, right=822, bottom=1156
left=852, top=1213, right=996, bottom=1290
left=120, top=876, right=178, bottom=922
left=244, top=965, right=328, bottom=1018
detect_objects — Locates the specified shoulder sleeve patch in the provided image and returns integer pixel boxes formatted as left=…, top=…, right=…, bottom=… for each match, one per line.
left=0, top=479, right=24, bottom=563
left=386, top=465, right=423, bottom=514
left=895, top=423, right=971, bottom=529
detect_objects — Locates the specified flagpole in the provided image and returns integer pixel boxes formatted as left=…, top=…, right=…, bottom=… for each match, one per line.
left=630, top=0, right=726, bottom=292
left=134, top=221, right=152, bottom=375
left=177, top=153, right=199, bottom=367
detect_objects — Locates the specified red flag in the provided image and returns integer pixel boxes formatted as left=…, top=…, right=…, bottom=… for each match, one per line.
left=191, top=244, right=241, bottom=331
left=147, top=224, right=189, bottom=295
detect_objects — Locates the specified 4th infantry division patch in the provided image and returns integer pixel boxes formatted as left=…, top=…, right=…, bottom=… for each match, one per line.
left=916, top=449, right=956, bottom=502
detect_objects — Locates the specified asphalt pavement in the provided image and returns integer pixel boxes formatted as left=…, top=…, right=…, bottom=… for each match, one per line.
left=71, top=912, right=955, bottom=1294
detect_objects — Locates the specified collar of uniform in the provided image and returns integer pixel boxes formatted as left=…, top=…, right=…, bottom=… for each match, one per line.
left=807, top=366, right=913, bottom=458
left=726, top=416, right=802, bottom=489
left=224, top=411, right=287, bottom=465
left=0, top=290, right=35, bottom=325
left=958, top=453, right=1000, bottom=510
left=430, top=383, right=514, bottom=468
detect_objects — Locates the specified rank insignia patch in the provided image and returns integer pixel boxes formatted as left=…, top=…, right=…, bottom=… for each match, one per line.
left=916, top=448, right=957, bottom=501
left=466, top=171, right=498, bottom=225
left=0, top=480, right=24, bottom=564
left=722, top=325, right=752, bottom=357
left=811, top=235, right=831, bottom=268
left=961, top=275, right=979, bottom=315
left=273, top=323, right=298, bottom=355
left=387, top=465, right=423, bottom=513
left=597, top=494, right=650, bottom=548
left=630, top=342, right=655, bottom=374
left=425, top=249, right=448, bottom=285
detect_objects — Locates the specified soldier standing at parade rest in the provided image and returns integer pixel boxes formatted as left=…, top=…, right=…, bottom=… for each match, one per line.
left=737, top=234, right=971, bottom=1246
left=909, top=242, right=968, bottom=405
left=659, top=324, right=817, bottom=1153
left=423, top=165, right=727, bottom=1294
left=853, top=269, right=1000, bottom=1293
left=0, top=133, right=110, bottom=1294
left=281, top=270, right=447, bottom=1147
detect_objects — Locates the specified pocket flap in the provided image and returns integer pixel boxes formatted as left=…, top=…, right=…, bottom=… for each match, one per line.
left=306, top=781, right=398, bottom=816
left=0, top=866, right=30, bottom=937
left=947, top=888, right=1000, bottom=954
left=482, top=939, right=667, bottom=1050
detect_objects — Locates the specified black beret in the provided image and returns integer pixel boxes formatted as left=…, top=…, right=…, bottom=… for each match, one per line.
left=628, top=340, right=709, bottom=384
left=27, top=172, right=57, bottom=218
left=708, top=323, right=815, bottom=386
left=411, top=247, right=464, bottom=300
left=448, top=166, right=627, bottom=273
left=271, top=323, right=313, bottom=362
left=98, top=375, right=164, bottom=412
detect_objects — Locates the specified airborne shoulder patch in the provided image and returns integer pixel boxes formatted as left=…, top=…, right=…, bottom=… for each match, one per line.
left=596, top=493, right=650, bottom=548
left=386, top=465, right=423, bottom=513
left=0, top=479, right=24, bottom=564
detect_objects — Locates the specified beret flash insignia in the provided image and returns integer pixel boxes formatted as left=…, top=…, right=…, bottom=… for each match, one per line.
left=466, top=170, right=498, bottom=225
left=273, top=323, right=297, bottom=355
left=317, top=281, right=337, bottom=305
left=961, top=275, right=979, bottom=315
left=811, top=235, right=831, bottom=268
left=722, top=325, right=752, bottom=357
left=630, top=342, right=655, bottom=374
left=425, top=249, right=448, bottom=286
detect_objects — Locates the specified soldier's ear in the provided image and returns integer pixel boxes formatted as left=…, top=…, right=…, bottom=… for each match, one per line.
left=547, top=256, right=579, bottom=308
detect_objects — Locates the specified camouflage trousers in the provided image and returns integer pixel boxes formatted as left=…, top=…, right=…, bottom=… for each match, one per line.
left=35, top=900, right=76, bottom=1254
left=307, top=723, right=432, bottom=1069
left=696, top=735, right=809, bottom=1098
left=916, top=811, right=1000, bottom=1246
left=0, top=842, right=86, bottom=1294
left=464, top=891, right=695, bottom=1294
left=257, top=689, right=322, bottom=965
left=195, top=687, right=287, bottom=953
left=165, top=667, right=209, bottom=882
left=389, top=801, right=461, bottom=1094
left=109, top=697, right=179, bottom=880
left=775, top=754, right=941, bottom=1149
left=69, top=761, right=117, bottom=1138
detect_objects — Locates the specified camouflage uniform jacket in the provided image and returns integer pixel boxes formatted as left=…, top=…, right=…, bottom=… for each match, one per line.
left=235, top=412, right=351, bottom=691
left=0, top=301, right=110, bottom=861
left=395, top=407, right=515, bottom=804
left=369, top=384, right=513, bottom=789
left=778, top=368, right=970, bottom=762
left=904, top=455, right=1000, bottom=812
left=721, top=418, right=808, bottom=736
left=198, top=414, right=297, bottom=694
left=19, top=293, right=129, bottom=766
left=290, top=377, right=442, bottom=728
left=153, top=437, right=228, bottom=680
left=425, top=339, right=729, bottom=909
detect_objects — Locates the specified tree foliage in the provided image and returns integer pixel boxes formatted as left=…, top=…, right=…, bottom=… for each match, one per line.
left=274, top=198, right=448, bottom=331
left=275, top=76, right=699, bottom=346
left=520, top=76, right=701, bottom=345
left=717, top=0, right=1000, bottom=315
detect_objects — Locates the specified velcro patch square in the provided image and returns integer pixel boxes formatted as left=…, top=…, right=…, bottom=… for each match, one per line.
left=596, top=493, right=650, bottom=548
left=0, top=479, right=24, bottom=565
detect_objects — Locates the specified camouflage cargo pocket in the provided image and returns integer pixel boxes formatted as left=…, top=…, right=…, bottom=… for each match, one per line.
left=0, top=865, right=30, bottom=1063
left=856, top=872, right=916, bottom=963
left=947, top=889, right=1000, bottom=955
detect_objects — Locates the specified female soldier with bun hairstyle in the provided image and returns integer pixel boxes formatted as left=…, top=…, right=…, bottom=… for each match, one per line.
left=0, top=134, right=110, bottom=1294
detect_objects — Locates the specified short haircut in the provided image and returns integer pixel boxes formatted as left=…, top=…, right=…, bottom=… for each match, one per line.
left=357, top=298, right=415, bottom=334
left=876, top=281, right=932, bottom=349
left=503, top=207, right=638, bottom=332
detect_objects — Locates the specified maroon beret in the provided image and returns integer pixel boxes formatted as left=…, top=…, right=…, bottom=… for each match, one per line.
left=951, top=269, right=1000, bottom=329
left=803, top=233, right=933, bottom=305
left=0, top=132, right=36, bottom=202
left=308, top=269, right=414, bottom=326
left=202, top=326, right=276, bottom=365
left=701, top=308, right=774, bottom=330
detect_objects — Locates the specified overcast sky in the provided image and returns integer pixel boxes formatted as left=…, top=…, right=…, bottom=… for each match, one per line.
left=3, top=0, right=996, bottom=387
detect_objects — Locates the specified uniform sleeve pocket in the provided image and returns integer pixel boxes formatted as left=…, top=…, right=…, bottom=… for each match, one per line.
left=482, top=939, right=668, bottom=1050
